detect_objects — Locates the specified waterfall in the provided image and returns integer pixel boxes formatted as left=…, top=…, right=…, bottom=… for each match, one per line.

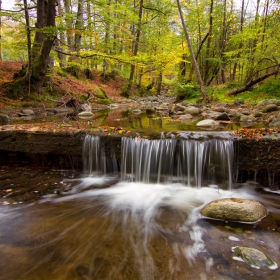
left=83, top=135, right=118, bottom=176
left=83, top=135, right=233, bottom=189
left=120, top=137, right=177, bottom=183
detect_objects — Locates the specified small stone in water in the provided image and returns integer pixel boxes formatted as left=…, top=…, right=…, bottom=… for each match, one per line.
left=232, top=246, right=278, bottom=270
left=228, top=236, right=240, bottom=242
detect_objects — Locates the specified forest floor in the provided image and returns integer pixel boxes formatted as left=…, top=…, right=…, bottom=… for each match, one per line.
left=0, top=61, right=129, bottom=109
left=0, top=61, right=280, bottom=139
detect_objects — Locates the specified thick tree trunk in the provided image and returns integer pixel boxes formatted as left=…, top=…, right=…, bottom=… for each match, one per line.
left=5, top=0, right=56, bottom=99
left=30, top=0, right=56, bottom=94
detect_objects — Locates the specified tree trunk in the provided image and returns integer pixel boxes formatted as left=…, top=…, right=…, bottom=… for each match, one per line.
left=220, top=0, right=227, bottom=84
left=204, top=0, right=214, bottom=83
left=5, top=0, right=56, bottom=99
left=124, top=0, right=143, bottom=97
left=32, top=0, right=48, bottom=61
left=56, top=0, right=66, bottom=67
left=232, top=0, right=244, bottom=82
left=23, top=0, right=32, bottom=94
left=30, top=0, right=56, bottom=94
left=176, top=0, right=207, bottom=101
left=0, top=0, right=2, bottom=61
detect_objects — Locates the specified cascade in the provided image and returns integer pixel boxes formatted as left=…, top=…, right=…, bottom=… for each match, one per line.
left=83, top=135, right=118, bottom=176
left=83, top=134, right=233, bottom=188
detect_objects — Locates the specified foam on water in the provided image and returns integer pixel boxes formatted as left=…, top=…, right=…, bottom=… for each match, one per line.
left=41, top=177, right=261, bottom=278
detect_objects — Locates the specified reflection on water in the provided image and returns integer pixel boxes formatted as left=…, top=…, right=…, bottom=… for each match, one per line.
left=0, top=168, right=280, bottom=280
left=10, top=107, right=263, bottom=134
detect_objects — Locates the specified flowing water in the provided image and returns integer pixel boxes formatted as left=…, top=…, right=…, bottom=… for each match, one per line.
left=0, top=135, right=280, bottom=280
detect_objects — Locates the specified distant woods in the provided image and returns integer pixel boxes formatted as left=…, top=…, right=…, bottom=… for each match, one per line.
left=0, top=0, right=279, bottom=98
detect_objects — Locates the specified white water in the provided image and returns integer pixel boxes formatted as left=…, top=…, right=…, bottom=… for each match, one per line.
left=41, top=176, right=262, bottom=279
left=120, top=136, right=233, bottom=187
left=14, top=134, right=277, bottom=279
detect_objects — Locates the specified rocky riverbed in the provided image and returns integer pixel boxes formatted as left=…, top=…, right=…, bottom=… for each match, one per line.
left=1, top=94, right=280, bottom=130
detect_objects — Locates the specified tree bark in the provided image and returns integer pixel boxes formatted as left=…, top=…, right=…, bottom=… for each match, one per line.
left=23, top=0, right=32, bottom=94
left=124, top=0, right=144, bottom=97
left=30, top=0, right=56, bottom=94
left=176, top=0, right=207, bottom=101
left=204, top=0, right=214, bottom=83
left=5, top=0, right=56, bottom=98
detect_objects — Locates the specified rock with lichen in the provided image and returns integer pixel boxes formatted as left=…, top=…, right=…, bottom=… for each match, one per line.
left=200, top=198, right=267, bottom=223
left=232, top=246, right=278, bottom=270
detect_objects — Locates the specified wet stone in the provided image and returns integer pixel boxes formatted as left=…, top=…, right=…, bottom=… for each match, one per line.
left=232, top=246, right=278, bottom=270
left=200, top=198, right=268, bottom=223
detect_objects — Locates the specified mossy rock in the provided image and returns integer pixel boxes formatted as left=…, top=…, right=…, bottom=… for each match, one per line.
left=232, top=246, right=277, bottom=269
left=200, top=198, right=267, bottom=223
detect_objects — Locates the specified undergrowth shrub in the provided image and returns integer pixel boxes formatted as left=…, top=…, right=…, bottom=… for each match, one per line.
left=175, top=81, right=200, bottom=102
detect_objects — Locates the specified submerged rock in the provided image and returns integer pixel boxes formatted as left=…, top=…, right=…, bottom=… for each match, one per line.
left=200, top=198, right=267, bottom=223
left=78, top=111, right=94, bottom=118
left=232, top=246, right=278, bottom=270
left=178, top=114, right=193, bottom=121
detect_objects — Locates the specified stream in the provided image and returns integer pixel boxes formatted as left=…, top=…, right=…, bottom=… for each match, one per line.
left=0, top=134, right=280, bottom=279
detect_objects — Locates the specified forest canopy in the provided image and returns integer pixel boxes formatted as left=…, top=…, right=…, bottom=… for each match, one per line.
left=0, top=0, right=279, bottom=99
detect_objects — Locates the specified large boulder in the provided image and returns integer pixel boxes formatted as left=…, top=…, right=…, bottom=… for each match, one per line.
left=184, top=106, right=200, bottom=116
left=232, top=246, right=277, bottom=270
left=200, top=198, right=267, bottom=223
left=263, top=104, right=278, bottom=113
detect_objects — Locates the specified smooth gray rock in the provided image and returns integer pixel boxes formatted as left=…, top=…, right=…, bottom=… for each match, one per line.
left=196, top=119, right=219, bottom=128
left=213, top=107, right=227, bottom=113
left=240, top=115, right=256, bottom=122
left=22, top=109, right=35, bottom=115
left=200, top=198, right=267, bottom=223
left=263, top=104, right=278, bottom=113
left=184, top=106, right=200, bottom=116
left=267, top=99, right=280, bottom=105
left=78, top=111, right=94, bottom=118
left=174, top=104, right=186, bottom=112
